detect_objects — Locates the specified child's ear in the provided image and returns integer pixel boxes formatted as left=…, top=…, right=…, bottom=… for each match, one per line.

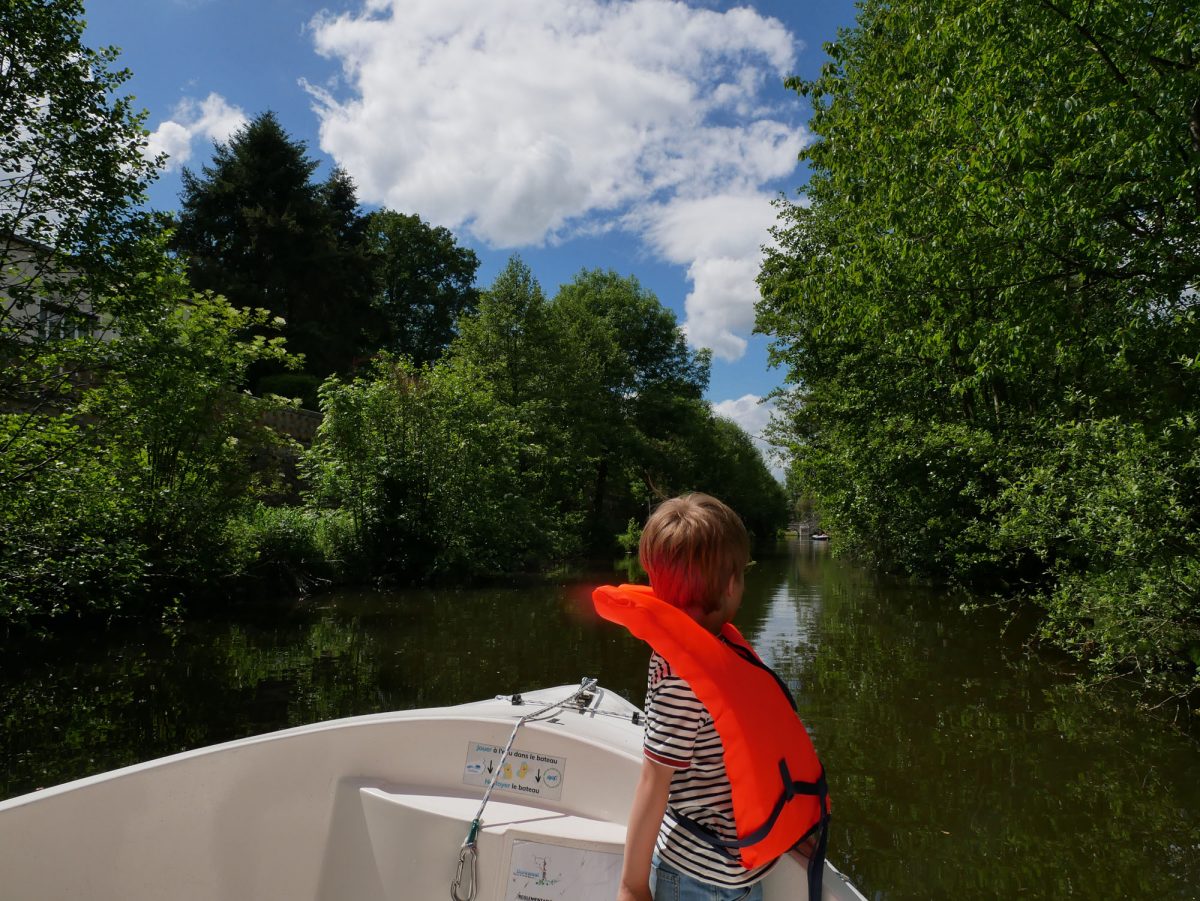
left=724, top=572, right=739, bottom=600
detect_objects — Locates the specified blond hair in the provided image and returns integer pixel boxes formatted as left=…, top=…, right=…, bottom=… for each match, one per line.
left=638, top=493, right=750, bottom=613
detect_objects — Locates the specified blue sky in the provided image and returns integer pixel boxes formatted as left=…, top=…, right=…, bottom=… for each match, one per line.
left=83, top=0, right=860, bottom=453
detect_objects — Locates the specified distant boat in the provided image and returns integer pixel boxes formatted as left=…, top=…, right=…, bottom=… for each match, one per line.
left=0, top=681, right=865, bottom=901
left=811, top=531, right=831, bottom=541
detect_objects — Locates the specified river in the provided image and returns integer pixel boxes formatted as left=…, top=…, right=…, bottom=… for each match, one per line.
left=1, top=541, right=1197, bottom=898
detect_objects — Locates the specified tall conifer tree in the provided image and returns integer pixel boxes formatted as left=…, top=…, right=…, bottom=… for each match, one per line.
left=173, top=112, right=375, bottom=381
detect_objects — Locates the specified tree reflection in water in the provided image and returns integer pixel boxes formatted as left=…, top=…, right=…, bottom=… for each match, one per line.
left=752, top=542, right=1200, bottom=900
left=2, top=544, right=1197, bottom=898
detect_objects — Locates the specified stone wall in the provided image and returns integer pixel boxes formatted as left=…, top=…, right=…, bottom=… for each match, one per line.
left=258, top=405, right=322, bottom=446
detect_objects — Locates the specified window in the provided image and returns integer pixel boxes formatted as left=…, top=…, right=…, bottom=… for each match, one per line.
left=36, top=304, right=94, bottom=341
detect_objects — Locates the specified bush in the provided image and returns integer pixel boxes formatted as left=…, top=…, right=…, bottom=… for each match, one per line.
left=257, top=373, right=323, bottom=411
left=0, top=415, right=148, bottom=625
left=995, top=417, right=1200, bottom=701
left=226, top=504, right=360, bottom=589
left=1, top=284, right=297, bottom=627
left=616, top=518, right=642, bottom=556
left=304, top=355, right=572, bottom=581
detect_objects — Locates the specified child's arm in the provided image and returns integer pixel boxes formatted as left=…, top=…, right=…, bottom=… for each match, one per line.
left=618, top=756, right=674, bottom=901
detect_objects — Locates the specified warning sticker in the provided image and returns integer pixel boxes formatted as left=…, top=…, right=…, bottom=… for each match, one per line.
left=463, top=741, right=566, bottom=800
left=504, top=839, right=622, bottom=901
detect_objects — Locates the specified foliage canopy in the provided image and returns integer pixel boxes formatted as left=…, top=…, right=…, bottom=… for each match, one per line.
left=758, top=0, right=1200, bottom=701
left=173, top=112, right=376, bottom=382
left=366, top=209, right=480, bottom=365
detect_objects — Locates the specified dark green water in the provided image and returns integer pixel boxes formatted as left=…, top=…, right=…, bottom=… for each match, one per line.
left=2, top=542, right=1198, bottom=898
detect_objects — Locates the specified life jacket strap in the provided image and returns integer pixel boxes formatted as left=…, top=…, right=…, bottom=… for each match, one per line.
left=805, top=773, right=831, bottom=901
left=667, top=761, right=829, bottom=854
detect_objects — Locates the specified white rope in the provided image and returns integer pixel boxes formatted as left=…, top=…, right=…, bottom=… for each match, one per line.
left=450, top=678, right=600, bottom=901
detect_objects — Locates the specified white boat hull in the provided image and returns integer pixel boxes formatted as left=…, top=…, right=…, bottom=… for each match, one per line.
left=0, top=684, right=864, bottom=900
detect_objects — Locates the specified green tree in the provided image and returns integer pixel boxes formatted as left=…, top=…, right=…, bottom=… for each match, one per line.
left=699, top=417, right=788, bottom=545
left=452, top=260, right=782, bottom=555
left=305, top=355, right=563, bottom=580
left=0, top=4, right=302, bottom=627
left=318, top=166, right=377, bottom=362
left=1, top=0, right=160, bottom=412
left=452, top=257, right=592, bottom=550
left=0, top=0, right=153, bottom=623
left=303, top=255, right=784, bottom=581
left=96, top=282, right=294, bottom=584
left=453, top=256, right=565, bottom=409
left=366, top=209, right=479, bottom=365
left=1, top=254, right=295, bottom=624
left=758, top=0, right=1200, bottom=699
left=173, top=112, right=375, bottom=382
left=550, top=269, right=711, bottom=543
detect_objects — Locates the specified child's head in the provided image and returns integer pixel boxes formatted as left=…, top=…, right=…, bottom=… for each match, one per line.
left=638, top=493, right=750, bottom=614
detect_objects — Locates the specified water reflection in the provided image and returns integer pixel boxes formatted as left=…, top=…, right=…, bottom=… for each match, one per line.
left=748, top=542, right=1200, bottom=900
left=0, top=577, right=649, bottom=800
left=1, top=543, right=1197, bottom=898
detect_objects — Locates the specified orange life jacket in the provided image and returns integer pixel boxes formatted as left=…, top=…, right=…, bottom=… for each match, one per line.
left=593, top=583, right=830, bottom=889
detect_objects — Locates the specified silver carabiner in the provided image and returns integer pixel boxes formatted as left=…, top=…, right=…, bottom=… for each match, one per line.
left=450, top=842, right=477, bottom=901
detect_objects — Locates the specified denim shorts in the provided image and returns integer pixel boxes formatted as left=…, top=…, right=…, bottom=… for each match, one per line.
left=649, top=854, right=765, bottom=901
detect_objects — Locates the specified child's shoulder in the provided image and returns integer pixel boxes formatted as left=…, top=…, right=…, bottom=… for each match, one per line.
left=647, top=650, right=672, bottom=685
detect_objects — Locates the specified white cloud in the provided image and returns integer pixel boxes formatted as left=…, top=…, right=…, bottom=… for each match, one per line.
left=712, top=393, right=784, bottom=479
left=636, top=191, right=786, bottom=359
left=145, top=93, right=248, bottom=171
left=306, top=0, right=809, bottom=359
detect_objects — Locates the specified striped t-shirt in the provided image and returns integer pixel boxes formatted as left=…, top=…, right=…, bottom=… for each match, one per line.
left=643, top=651, right=777, bottom=888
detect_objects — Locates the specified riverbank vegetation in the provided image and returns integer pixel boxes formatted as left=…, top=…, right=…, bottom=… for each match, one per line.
left=1, top=0, right=785, bottom=632
left=758, top=0, right=1200, bottom=704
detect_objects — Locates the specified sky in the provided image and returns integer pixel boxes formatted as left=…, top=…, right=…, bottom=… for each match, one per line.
left=82, top=0, right=862, bottom=468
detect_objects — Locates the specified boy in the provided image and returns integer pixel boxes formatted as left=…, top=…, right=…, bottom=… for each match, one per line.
left=592, top=493, right=828, bottom=901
